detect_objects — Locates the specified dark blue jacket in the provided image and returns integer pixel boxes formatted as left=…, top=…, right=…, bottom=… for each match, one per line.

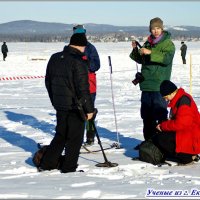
left=85, top=42, right=100, bottom=72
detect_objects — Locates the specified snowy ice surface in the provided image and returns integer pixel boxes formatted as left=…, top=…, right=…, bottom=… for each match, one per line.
left=0, top=41, right=200, bottom=199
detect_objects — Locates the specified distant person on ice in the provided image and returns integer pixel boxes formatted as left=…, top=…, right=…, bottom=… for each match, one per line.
left=153, top=80, right=200, bottom=165
left=1, top=42, right=8, bottom=61
left=129, top=17, right=175, bottom=149
left=180, top=41, right=187, bottom=64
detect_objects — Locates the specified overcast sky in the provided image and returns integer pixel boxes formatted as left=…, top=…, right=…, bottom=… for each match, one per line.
left=1, top=1, right=200, bottom=27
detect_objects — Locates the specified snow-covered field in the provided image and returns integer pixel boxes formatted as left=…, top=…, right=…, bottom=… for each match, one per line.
left=0, top=41, right=200, bottom=199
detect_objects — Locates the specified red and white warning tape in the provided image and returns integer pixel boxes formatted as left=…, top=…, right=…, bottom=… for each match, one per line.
left=0, top=76, right=45, bottom=81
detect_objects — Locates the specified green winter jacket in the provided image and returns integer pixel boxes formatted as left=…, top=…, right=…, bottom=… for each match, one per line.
left=130, top=31, right=175, bottom=91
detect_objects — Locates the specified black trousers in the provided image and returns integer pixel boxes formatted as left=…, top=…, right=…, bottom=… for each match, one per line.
left=152, top=132, right=194, bottom=164
left=3, top=53, right=7, bottom=61
left=40, top=110, right=85, bottom=172
left=181, top=56, right=186, bottom=64
left=86, top=93, right=96, bottom=141
left=141, top=91, right=168, bottom=140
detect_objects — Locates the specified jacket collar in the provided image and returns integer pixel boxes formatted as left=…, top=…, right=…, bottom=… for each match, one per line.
left=168, top=88, right=186, bottom=108
left=63, top=45, right=85, bottom=56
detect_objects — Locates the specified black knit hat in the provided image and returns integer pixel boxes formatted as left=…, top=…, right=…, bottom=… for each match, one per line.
left=160, top=80, right=177, bottom=97
left=69, top=33, right=87, bottom=46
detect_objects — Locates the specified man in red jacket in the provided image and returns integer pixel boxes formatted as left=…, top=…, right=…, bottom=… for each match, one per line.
left=73, top=25, right=100, bottom=145
left=153, top=80, right=200, bottom=164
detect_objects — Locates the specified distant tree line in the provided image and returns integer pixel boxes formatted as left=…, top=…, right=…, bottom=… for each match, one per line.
left=0, top=33, right=70, bottom=42
left=0, top=31, right=199, bottom=43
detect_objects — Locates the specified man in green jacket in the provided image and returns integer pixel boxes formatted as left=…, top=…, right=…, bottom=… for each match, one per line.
left=130, top=17, right=175, bottom=148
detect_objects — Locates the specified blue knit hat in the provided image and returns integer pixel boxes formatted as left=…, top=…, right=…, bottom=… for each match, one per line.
left=73, top=24, right=86, bottom=34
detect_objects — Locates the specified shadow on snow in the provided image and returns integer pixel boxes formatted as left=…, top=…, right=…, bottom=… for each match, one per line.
left=4, top=111, right=55, bottom=135
left=96, top=126, right=141, bottom=158
left=1, top=110, right=141, bottom=166
left=0, top=125, right=37, bottom=166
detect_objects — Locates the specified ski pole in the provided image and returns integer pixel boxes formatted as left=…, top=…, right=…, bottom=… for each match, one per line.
left=108, top=56, right=120, bottom=148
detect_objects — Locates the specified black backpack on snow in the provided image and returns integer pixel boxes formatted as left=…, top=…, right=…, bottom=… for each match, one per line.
left=32, top=145, right=64, bottom=171
left=138, top=140, right=165, bottom=165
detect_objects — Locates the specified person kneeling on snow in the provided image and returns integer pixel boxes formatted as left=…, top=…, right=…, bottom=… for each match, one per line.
left=152, top=80, right=200, bottom=165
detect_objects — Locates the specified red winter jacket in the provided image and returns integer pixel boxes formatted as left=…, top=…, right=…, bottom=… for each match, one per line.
left=82, top=55, right=97, bottom=94
left=84, top=42, right=100, bottom=94
left=88, top=72, right=96, bottom=94
left=160, top=88, right=200, bottom=154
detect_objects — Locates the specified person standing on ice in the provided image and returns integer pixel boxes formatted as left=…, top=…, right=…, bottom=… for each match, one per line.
left=153, top=80, right=200, bottom=165
left=73, top=24, right=101, bottom=145
left=130, top=17, right=175, bottom=148
left=180, top=41, right=187, bottom=64
left=39, top=33, right=94, bottom=173
left=1, top=42, right=8, bottom=61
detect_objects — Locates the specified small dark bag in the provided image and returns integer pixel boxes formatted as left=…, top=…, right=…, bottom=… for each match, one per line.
left=32, top=145, right=64, bottom=170
left=139, top=140, right=165, bottom=165
left=32, top=145, right=48, bottom=167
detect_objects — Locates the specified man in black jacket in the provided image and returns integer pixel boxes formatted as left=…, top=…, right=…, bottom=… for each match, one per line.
left=180, top=41, right=187, bottom=64
left=1, top=42, right=8, bottom=61
left=39, top=33, right=94, bottom=173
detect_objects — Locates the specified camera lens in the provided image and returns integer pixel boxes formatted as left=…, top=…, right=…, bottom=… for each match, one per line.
left=132, top=72, right=144, bottom=86
left=132, top=79, right=139, bottom=85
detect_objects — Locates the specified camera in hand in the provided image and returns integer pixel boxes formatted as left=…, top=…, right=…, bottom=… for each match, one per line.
left=132, top=72, right=144, bottom=85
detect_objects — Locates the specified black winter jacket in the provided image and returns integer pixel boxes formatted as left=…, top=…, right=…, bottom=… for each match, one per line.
left=1, top=44, right=8, bottom=53
left=45, top=45, right=94, bottom=113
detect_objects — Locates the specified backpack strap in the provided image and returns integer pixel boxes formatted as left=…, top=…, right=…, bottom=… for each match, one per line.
left=132, top=157, right=172, bottom=167
left=157, top=161, right=172, bottom=167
